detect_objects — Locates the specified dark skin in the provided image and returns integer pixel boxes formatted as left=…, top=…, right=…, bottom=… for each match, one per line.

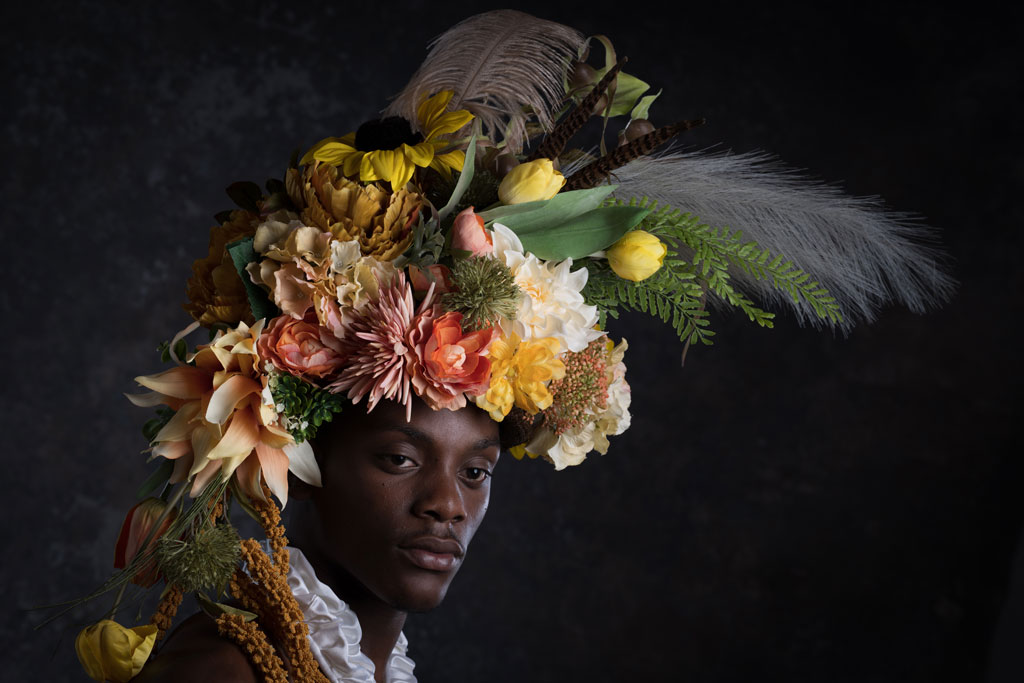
left=134, top=398, right=501, bottom=683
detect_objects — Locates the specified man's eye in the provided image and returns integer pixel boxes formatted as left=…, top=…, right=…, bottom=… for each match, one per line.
left=464, top=467, right=492, bottom=482
left=384, top=454, right=415, bottom=468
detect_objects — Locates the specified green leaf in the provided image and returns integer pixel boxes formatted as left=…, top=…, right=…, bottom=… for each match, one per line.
left=225, top=181, right=262, bottom=213
left=588, top=34, right=651, bottom=117
left=630, top=89, right=661, bottom=120
left=606, top=72, right=651, bottom=117
left=196, top=593, right=257, bottom=622
left=478, top=185, right=617, bottom=229
left=438, top=126, right=479, bottom=221
left=136, top=458, right=174, bottom=499
left=226, top=238, right=279, bottom=323
left=515, top=205, right=650, bottom=260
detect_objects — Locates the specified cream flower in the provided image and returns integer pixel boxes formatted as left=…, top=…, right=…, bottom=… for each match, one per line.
left=330, top=238, right=399, bottom=312
left=523, top=338, right=631, bottom=470
left=490, top=223, right=601, bottom=353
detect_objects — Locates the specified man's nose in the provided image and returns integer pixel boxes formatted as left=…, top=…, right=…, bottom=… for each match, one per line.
left=412, top=469, right=467, bottom=524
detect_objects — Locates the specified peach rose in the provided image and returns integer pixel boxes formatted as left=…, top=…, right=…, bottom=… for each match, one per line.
left=258, top=312, right=347, bottom=379
left=450, top=207, right=493, bottom=256
left=410, top=311, right=496, bottom=410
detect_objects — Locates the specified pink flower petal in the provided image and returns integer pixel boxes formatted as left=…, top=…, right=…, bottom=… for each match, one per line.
left=256, top=443, right=290, bottom=508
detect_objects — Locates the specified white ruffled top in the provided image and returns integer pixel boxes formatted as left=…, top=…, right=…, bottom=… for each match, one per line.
left=286, top=547, right=417, bottom=683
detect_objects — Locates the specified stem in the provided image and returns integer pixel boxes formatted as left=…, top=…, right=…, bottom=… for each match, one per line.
left=106, top=582, right=129, bottom=621
left=108, top=484, right=188, bottom=621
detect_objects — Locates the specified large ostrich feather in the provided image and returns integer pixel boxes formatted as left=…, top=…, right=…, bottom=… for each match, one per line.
left=611, top=152, right=956, bottom=328
left=385, top=10, right=584, bottom=154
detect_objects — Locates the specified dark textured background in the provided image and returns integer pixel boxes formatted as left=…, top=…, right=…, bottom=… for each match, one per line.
left=5, top=2, right=1022, bottom=681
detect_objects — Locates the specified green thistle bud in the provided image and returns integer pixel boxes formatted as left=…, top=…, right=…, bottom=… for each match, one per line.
left=155, top=524, right=241, bottom=594
left=443, top=257, right=522, bottom=331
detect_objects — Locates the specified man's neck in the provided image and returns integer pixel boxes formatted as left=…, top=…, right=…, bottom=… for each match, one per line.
left=293, top=542, right=407, bottom=682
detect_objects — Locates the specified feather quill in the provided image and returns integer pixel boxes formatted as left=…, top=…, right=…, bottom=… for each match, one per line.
left=385, top=10, right=584, bottom=154
left=611, top=151, right=955, bottom=329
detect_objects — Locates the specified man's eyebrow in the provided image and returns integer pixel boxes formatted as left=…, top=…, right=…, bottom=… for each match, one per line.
left=382, top=425, right=432, bottom=444
left=472, top=437, right=501, bottom=452
left=380, top=426, right=500, bottom=453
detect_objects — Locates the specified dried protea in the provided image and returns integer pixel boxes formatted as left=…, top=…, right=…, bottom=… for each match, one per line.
left=287, top=163, right=422, bottom=262
left=183, top=210, right=259, bottom=327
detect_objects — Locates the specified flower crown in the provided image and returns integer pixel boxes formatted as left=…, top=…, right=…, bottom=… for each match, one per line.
left=66, top=11, right=952, bottom=681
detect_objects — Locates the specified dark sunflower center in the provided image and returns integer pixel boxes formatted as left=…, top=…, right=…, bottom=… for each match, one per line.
left=354, top=116, right=423, bottom=152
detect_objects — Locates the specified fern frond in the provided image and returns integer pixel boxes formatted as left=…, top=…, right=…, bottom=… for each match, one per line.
left=606, top=197, right=843, bottom=327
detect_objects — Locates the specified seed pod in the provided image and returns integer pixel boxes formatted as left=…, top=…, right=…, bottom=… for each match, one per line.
left=494, top=153, right=520, bottom=177
left=624, top=119, right=656, bottom=142
left=570, top=62, right=598, bottom=90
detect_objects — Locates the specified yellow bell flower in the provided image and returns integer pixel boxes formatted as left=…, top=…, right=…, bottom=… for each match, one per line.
left=606, top=230, right=667, bottom=282
left=76, top=620, right=158, bottom=682
left=497, top=158, right=565, bottom=204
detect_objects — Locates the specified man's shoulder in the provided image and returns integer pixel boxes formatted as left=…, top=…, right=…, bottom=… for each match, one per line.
left=131, top=612, right=260, bottom=683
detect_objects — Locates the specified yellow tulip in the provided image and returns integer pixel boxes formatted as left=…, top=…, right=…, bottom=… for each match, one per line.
left=75, top=620, right=158, bottom=682
left=497, top=158, right=565, bottom=204
left=606, top=230, right=667, bottom=282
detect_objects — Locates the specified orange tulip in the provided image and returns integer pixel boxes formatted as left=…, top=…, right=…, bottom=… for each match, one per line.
left=113, top=498, right=177, bottom=587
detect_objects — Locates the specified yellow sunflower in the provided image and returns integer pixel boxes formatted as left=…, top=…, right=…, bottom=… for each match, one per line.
left=301, top=90, right=473, bottom=191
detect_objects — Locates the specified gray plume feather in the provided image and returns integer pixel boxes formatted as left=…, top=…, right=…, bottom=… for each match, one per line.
left=385, top=10, right=584, bottom=154
left=610, top=151, right=956, bottom=329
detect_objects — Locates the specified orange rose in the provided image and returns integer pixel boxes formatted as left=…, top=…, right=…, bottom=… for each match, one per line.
left=258, top=312, right=347, bottom=379
left=410, top=311, right=496, bottom=410
left=450, top=207, right=493, bottom=256
left=113, top=498, right=177, bottom=587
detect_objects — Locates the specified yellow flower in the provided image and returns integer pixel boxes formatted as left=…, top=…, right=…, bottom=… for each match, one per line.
left=287, top=166, right=422, bottom=261
left=300, top=91, right=473, bottom=191
left=497, top=158, right=565, bottom=204
left=606, top=230, right=667, bottom=282
left=475, top=333, right=565, bottom=421
left=76, top=620, right=158, bottom=682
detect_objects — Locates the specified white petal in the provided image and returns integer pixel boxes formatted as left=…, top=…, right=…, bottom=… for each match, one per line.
left=285, top=440, right=322, bottom=487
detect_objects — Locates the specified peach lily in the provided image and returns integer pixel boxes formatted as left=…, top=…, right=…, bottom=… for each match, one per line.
left=126, top=320, right=321, bottom=507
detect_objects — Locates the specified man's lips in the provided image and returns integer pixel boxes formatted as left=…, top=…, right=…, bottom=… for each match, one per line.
left=398, top=536, right=465, bottom=572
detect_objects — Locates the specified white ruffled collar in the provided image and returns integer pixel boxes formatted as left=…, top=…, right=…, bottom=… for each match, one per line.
left=286, top=547, right=417, bottom=683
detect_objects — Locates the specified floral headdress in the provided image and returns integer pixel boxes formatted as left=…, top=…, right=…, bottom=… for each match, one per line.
left=66, top=11, right=952, bottom=682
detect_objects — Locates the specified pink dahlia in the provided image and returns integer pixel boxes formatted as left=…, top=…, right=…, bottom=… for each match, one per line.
left=329, top=272, right=438, bottom=419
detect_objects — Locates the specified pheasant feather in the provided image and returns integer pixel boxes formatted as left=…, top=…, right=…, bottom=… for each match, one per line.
left=385, top=10, right=585, bottom=154
left=611, top=152, right=955, bottom=328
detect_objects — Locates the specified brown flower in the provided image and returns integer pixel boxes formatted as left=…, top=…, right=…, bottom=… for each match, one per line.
left=287, top=163, right=422, bottom=261
left=184, top=210, right=258, bottom=327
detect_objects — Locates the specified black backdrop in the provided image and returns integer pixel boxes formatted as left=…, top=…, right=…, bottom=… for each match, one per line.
left=5, top=2, right=1022, bottom=681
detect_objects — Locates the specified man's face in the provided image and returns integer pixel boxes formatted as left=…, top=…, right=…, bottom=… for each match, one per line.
left=308, top=398, right=501, bottom=612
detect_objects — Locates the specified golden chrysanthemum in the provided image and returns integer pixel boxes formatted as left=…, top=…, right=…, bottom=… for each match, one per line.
left=299, top=90, right=473, bottom=191
left=183, top=210, right=258, bottom=328
left=286, top=164, right=421, bottom=262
